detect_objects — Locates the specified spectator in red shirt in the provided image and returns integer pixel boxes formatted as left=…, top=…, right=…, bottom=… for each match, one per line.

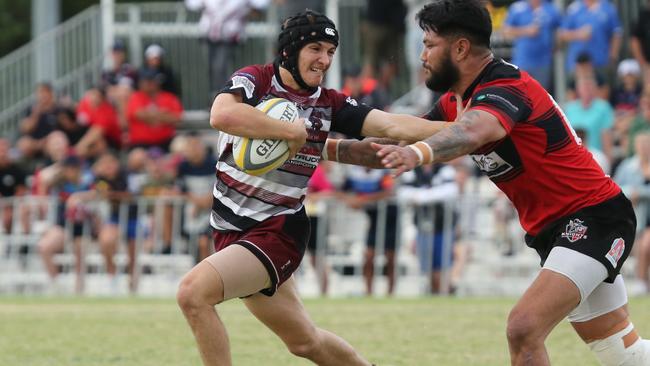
left=75, top=86, right=123, bottom=158
left=126, top=68, right=183, bottom=152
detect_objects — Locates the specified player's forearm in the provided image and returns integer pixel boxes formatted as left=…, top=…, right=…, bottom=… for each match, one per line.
left=361, top=109, right=447, bottom=143
left=210, top=103, right=299, bottom=140
left=384, top=113, right=447, bottom=142
left=331, top=138, right=396, bottom=168
left=421, top=112, right=485, bottom=162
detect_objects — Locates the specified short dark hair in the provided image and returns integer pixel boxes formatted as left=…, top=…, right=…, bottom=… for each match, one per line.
left=576, top=52, right=593, bottom=65
left=416, top=0, right=492, bottom=48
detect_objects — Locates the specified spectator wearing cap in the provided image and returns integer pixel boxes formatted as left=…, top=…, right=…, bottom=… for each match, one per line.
left=101, top=40, right=138, bottom=90
left=502, top=0, right=561, bottom=91
left=125, top=68, right=183, bottom=152
left=611, top=59, right=643, bottom=113
left=558, top=0, right=622, bottom=82
left=101, top=40, right=138, bottom=132
left=141, top=44, right=180, bottom=97
left=630, top=0, right=650, bottom=80
left=184, top=0, right=271, bottom=97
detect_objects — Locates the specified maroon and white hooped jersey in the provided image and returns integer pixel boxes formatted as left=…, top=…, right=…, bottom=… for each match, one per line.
left=211, top=63, right=371, bottom=232
left=427, top=59, right=620, bottom=236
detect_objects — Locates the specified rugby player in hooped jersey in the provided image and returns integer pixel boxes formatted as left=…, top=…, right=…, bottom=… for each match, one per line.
left=344, top=1, right=649, bottom=365
left=176, top=10, right=449, bottom=366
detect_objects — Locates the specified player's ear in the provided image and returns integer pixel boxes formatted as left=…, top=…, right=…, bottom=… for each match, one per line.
left=455, top=38, right=470, bottom=61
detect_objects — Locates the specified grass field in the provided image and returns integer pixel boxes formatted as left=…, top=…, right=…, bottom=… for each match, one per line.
left=2, top=296, right=649, bottom=366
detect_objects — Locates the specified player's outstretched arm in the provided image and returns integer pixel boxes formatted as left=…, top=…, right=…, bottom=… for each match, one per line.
left=360, top=109, right=448, bottom=143
left=322, top=138, right=396, bottom=169
left=373, top=109, right=508, bottom=176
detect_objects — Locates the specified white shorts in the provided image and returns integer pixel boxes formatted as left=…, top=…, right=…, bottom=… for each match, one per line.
left=543, top=246, right=628, bottom=322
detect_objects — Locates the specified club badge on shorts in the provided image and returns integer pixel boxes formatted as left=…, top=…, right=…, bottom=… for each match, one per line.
left=561, top=219, right=588, bottom=243
left=606, top=238, right=625, bottom=267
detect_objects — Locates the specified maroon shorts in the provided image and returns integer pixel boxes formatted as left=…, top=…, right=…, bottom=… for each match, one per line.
left=213, top=208, right=310, bottom=296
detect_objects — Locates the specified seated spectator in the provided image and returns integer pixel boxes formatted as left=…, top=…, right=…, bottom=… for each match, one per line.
left=174, top=134, right=215, bottom=262
left=0, top=138, right=28, bottom=234
left=37, top=154, right=94, bottom=294
left=89, top=152, right=139, bottom=292
left=75, top=86, right=123, bottom=158
left=55, top=106, right=88, bottom=147
left=17, top=82, right=60, bottom=159
left=141, top=44, right=180, bottom=97
left=126, top=68, right=183, bottom=152
left=101, top=40, right=138, bottom=129
left=32, top=131, right=74, bottom=196
left=566, top=52, right=609, bottom=100
left=139, top=147, right=177, bottom=254
left=398, top=163, right=459, bottom=294
left=564, top=77, right=615, bottom=162
left=502, top=0, right=562, bottom=91
left=614, top=132, right=650, bottom=294
left=611, top=59, right=643, bottom=113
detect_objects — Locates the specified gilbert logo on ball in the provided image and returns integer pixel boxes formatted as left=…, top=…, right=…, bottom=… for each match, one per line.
left=233, top=98, right=299, bottom=176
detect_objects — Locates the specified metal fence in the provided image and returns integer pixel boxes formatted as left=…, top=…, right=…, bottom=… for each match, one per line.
left=0, top=191, right=487, bottom=296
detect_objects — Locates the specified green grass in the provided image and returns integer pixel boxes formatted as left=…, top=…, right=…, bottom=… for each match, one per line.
left=1, top=296, right=649, bottom=366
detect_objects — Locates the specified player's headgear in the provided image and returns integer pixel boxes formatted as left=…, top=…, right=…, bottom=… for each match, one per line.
left=276, top=10, right=339, bottom=91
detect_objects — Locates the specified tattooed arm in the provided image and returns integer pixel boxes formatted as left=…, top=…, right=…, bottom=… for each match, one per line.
left=423, top=110, right=506, bottom=162
left=373, top=109, right=507, bottom=175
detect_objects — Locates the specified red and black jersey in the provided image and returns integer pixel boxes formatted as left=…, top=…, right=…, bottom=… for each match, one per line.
left=426, top=59, right=620, bottom=235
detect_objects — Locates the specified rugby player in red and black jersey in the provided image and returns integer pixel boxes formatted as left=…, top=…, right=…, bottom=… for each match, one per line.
left=335, top=1, right=649, bottom=365
left=176, top=9, right=448, bottom=366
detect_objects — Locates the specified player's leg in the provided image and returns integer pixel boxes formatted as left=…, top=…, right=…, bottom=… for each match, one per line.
left=506, top=267, right=581, bottom=365
left=177, top=244, right=270, bottom=366
left=243, top=276, right=372, bottom=366
left=570, top=276, right=650, bottom=365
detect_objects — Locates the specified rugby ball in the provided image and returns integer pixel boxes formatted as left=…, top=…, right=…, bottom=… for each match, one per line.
left=232, top=98, right=299, bottom=176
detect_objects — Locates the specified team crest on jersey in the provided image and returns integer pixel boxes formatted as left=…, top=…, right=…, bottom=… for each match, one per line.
left=345, top=96, right=358, bottom=106
left=606, top=238, right=625, bottom=267
left=561, top=219, right=588, bottom=242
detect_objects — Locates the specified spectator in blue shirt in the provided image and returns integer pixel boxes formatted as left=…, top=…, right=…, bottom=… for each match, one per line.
left=565, top=76, right=615, bottom=161
left=502, top=0, right=561, bottom=91
left=558, top=0, right=622, bottom=78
